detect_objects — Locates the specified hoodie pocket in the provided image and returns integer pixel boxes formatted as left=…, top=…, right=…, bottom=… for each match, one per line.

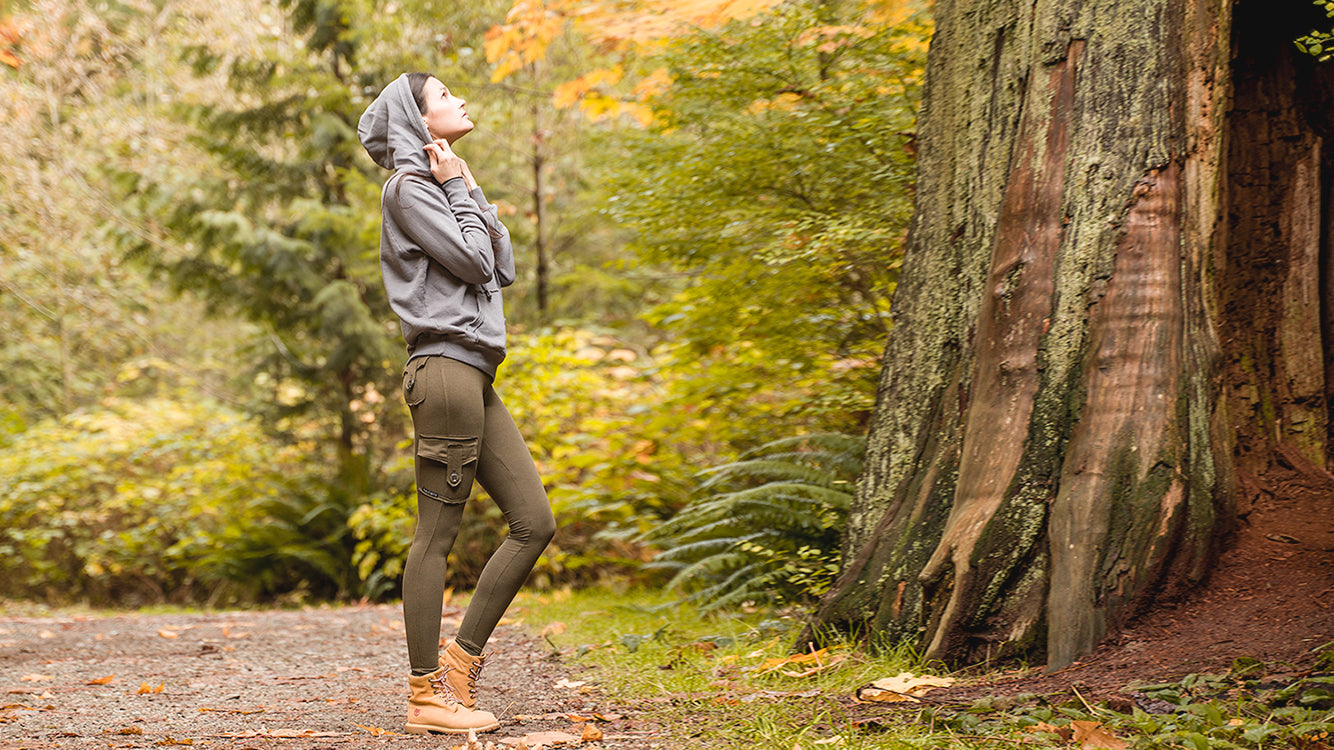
left=415, top=434, right=479, bottom=503
left=469, top=284, right=489, bottom=335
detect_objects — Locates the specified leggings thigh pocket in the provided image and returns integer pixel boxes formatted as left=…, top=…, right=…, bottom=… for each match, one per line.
left=416, top=434, right=479, bottom=503
left=402, top=358, right=429, bottom=407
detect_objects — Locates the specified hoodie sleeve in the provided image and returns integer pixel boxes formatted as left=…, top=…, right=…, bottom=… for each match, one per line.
left=470, top=185, right=516, bottom=288
left=386, top=174, right=496, bottom=285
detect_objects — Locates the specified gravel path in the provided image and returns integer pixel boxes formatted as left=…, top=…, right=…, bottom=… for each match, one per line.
left=0, top=603, right=662, bottom=750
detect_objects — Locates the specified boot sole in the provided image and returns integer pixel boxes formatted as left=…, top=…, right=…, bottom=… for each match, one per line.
left=404, top=721, right=501, bottom=735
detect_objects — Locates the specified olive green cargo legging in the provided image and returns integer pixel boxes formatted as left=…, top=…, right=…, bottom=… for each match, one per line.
left=401, top=355, right=556, bottom=673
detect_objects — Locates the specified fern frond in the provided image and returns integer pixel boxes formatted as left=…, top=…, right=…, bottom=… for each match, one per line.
left=651, top=534, right=760, bottom=563
left=665, top=550, right=754, bottom=591
left=647, top=432, right=864, bottom=610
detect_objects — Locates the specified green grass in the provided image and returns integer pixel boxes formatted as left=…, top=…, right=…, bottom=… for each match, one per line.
left=508, top=586, right=1020, bottom=749
left=509, top=587, right=1334, bottom=750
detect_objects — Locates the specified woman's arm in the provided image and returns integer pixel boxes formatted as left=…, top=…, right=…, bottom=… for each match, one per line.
left=460, top=162, right=516, bottom=289
left=388, top=174, right=497, bottom=285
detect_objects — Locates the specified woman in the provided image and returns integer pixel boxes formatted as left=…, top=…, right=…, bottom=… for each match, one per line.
left=357, top=73, right=557, bottom=735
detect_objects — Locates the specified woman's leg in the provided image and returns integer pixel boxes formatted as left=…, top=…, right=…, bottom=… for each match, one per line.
left=401, top=357, right=488, bottom=675
left=453, top=384, right=556, bottom=655
left=402, top=497, right=466, bottom=674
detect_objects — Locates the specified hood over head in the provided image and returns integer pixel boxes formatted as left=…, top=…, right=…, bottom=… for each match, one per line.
left=358, top=74, right=432, bottom=173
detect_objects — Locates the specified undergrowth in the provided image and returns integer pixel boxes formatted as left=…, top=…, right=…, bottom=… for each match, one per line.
left=512, top=587, right=1334, bottom=749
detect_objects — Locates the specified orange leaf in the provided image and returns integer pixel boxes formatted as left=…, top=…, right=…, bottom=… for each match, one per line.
left=86, top=675, right=115, bottom=686
left=1070, top=720, right=1130, bottom=750
left=580, top=722, right=604, bottom=741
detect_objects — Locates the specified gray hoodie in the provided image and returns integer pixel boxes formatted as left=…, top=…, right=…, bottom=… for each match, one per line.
left=358, top=74, right=516, bottom=378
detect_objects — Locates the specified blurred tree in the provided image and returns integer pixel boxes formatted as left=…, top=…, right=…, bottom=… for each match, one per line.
left=593, top=0, right=930, bottom=434
left=118, top=0, right=415, bottom=492
left=0, top=0, right=250, bottom=428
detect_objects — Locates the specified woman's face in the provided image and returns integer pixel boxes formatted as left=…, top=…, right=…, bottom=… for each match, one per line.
left=421, top=77, right=473, bottom=143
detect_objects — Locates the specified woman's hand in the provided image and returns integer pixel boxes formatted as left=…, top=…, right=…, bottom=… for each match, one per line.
left=459, top=160, right=478, bottom=191
left=424, top=139, right=465, bottom=183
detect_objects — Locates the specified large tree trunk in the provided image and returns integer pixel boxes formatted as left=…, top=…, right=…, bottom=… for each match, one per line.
left=803, top=0, right=1334, bottom=669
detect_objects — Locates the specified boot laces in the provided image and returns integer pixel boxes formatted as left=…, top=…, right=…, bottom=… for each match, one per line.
left=428, top=672, right=463, bottom=704
left=469, top=651, right=490, bottom=688
left=465, top=653, right=488, bottom=699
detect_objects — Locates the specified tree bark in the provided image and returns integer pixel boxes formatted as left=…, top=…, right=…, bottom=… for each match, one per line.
left=798, top=0, right=1303, bottom=669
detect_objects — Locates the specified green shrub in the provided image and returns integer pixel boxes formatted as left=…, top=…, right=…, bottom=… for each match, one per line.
left=0, top=396, right=335, bottom=605
left=642, top=432, right=864, bottom=611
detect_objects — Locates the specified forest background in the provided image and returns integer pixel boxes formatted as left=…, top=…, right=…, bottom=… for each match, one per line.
left=0, top=0, right=932, bottom=610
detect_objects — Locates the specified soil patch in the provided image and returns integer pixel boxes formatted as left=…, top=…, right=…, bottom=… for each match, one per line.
left=0, top=603, right=660, bottom=750
left=938, top=468, right=1334, bottom=704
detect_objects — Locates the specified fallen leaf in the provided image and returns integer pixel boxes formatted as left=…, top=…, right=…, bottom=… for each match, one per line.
left=780, top=654, right=847, bottom=678
left=756, top=646, right=847, bottom=677
left=855, top=672, right=955, bottom=702
left=1070, top=720, right=1130, bottom=750
left=518, top=730, right=582, bottom=746
left=580, top=723, right=603, bottom=741
left=355, top=723, right=397, bottom=736
left=116, top=727, right=144, bottom=735
left=813, top=738, right=845, bottom=746
left=542, top=621, right=567, bottom=637
left=553, top=679, right=586, bottom=690
left=19, top=675, right=51, bottom=682
left=37, top=631, right=53, bottom=639
left=158, top=629, right=179, bottom=639
left=86, top=675, right=115, bottom=686
left=1026, top=721, right=1071, bottom=739
left=153, top=738, right=192, bottom=746
left=855, top=687, right=917, bottom=703
left=869, top=672, right=956, bottom=695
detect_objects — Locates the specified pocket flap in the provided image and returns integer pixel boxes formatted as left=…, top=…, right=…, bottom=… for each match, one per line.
left=418, top=435, right=479, bottom=488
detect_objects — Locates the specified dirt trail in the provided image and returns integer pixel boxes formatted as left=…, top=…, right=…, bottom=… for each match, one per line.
left=0, top=603, right=659, bottom=750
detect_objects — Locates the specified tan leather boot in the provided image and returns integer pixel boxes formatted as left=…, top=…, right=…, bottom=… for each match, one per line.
left=439, top=639, right=488, bottom=709
left=405, top=668, right=500, bottom=735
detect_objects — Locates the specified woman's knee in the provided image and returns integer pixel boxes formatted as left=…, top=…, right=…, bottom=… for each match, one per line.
left=510, top=508, right=557, bottom=547
left=531, top=510, right=557, bottom=546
